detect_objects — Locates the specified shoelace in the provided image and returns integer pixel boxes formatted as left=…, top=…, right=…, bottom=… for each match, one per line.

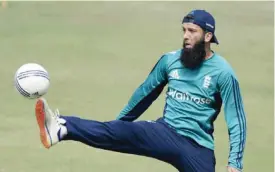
left=52, top=109, right=61, bottom=126
left=53, top=109, right=66, bottom=125
left=54, top=109, right=60, bottom=117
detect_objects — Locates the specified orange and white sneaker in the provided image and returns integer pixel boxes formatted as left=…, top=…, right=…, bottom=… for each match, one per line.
left=35, top=98, right=67, bottom=149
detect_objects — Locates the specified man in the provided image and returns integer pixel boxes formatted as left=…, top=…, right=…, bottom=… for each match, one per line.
left=34, top=10, right=246, bottom=172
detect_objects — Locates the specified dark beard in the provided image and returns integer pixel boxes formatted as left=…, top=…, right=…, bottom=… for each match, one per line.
left=180, top=39, right=206, bottom=70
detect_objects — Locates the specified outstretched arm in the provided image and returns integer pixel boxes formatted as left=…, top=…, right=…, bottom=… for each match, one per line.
left=218, top=72, right=247, bottom=171
left=116, top=55, right=168, bottom=121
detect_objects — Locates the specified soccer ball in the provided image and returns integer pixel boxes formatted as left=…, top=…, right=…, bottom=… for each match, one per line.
left=14, top=63, right=50, bottom=99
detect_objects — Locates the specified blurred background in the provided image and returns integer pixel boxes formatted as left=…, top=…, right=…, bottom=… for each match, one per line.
left=0, top=1, right=273, bottom=172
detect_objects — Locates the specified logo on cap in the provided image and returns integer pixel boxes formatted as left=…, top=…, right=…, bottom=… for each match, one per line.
left=206, top=23, right=214, bottom=29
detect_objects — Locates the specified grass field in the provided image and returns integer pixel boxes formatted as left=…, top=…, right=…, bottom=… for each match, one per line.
left=0, top=1, right=273, bottom=172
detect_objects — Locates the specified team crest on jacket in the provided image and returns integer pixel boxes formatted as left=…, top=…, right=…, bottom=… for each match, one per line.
left=203, top=75, right=211, bottom=88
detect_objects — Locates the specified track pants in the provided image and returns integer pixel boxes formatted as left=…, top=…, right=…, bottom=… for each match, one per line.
left=62, top=116, right=216, bottom=172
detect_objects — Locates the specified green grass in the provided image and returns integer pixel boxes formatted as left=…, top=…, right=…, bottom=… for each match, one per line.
left=0, top=1, right=273, bottom=172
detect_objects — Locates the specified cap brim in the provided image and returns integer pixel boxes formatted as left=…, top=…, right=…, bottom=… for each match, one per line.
left=211, top=35, right=219, bottom=44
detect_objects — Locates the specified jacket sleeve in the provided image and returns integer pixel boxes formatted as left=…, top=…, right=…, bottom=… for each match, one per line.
left=218, top=72, right=247, bottom=171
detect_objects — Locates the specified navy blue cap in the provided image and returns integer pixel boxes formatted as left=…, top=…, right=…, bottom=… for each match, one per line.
left=182, top=10, right=219, bottom=44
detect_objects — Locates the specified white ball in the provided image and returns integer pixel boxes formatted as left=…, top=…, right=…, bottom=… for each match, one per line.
left=14, top=63, right=50, bottom=99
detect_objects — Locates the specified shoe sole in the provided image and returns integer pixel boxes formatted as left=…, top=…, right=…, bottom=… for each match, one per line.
left=35, top=99, right=51, bottom=149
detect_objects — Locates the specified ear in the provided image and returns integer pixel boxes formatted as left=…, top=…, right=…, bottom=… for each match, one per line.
left=204, top=32, right=213, bottom=43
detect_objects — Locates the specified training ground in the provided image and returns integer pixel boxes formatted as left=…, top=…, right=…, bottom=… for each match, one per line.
left=0, top=1, right=273, bottom=172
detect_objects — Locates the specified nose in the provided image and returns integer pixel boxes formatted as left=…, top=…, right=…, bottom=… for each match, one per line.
left=183, top=31, right=190, bottom=42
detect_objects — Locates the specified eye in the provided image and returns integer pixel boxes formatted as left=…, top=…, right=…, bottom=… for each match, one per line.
left=182, top=28, right=186, bottom=32
left=188, top=28, right=196, bottom=33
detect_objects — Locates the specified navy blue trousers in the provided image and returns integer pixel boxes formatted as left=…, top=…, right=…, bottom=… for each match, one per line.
left=62, top=116, right=216, bottom=172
